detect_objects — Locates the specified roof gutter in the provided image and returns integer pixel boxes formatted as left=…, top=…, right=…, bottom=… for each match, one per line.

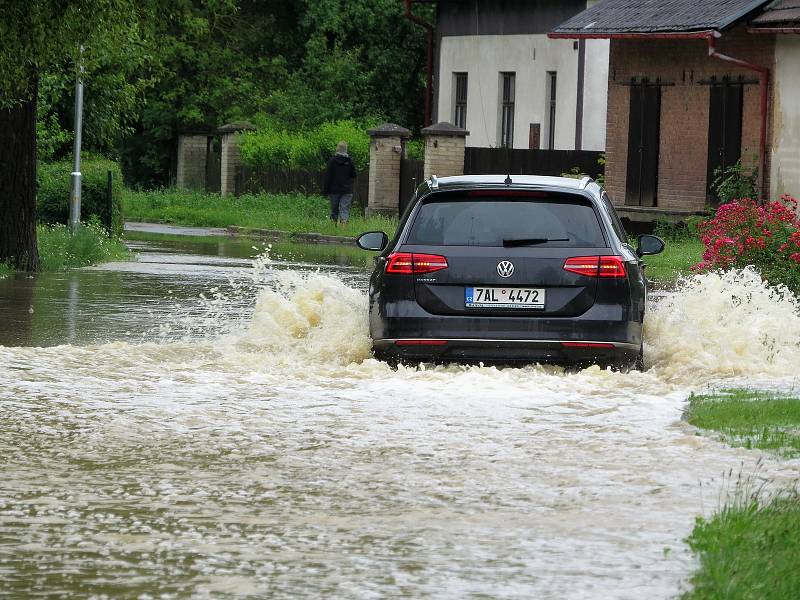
left=748, top=26, right=800, bottom=33
left=403, top=0, right=434, bottom=127
left=706, top=35, right=770, bottom=201
left=547, top=30, right=720, bottom=40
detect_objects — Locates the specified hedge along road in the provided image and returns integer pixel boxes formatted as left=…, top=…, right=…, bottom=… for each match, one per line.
left=0, top=231, right=799, bottom=599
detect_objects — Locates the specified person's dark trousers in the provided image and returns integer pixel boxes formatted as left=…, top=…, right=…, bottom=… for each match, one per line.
left=328, top=193, right=353, bottom=222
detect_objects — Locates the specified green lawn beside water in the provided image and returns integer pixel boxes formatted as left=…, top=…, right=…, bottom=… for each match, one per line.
left=642, top=238, right=704, bottom=282
left=682, top=389, right=800, bottom=599
left=126, top=189, right=705, bottom=280
left=683, top=489, right=800, bottom=600
left=685, top=390, right=800, bottom=458
left=124, top=189, right=398, bottom=239
left=1, top=222, right=130, bottom=274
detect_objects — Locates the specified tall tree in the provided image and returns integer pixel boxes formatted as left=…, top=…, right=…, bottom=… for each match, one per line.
left=120, top=0, right=431, bottom=187
left=121, top=0, right=300, bottom=187
left=0, top=0, right=169, bottom=270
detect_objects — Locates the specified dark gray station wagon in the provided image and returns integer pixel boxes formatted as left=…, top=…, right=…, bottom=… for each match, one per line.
left=357, top=175, right=665, bottom=369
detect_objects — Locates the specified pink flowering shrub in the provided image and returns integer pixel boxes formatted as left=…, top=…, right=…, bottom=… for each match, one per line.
left=694, top=195, right=800, bottom=294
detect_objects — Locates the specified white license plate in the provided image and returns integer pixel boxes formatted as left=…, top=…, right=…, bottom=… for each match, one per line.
left=465, top=287, right=545, bottom=309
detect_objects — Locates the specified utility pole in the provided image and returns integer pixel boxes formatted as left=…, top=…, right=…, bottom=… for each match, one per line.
left=69, top=47, right=85, bottom=233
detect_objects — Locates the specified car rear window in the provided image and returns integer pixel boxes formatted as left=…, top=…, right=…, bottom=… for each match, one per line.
left=406, top=198, right=607, bottom=247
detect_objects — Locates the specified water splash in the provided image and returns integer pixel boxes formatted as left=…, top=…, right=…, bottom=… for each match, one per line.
left=646, top=267, right=800, bottom=381
left=230, top=269, right=372, bottom=366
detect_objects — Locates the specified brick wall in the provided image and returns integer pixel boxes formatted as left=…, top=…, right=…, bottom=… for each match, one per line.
left=220, top=133, right=243, bottom=196
left=367, top=136, right=403, bottom=215
left=423, top=136, right=466, bottom=180
left=605, top=26, right=775, bottom=210
left=176, top=135, right=208, bottom=190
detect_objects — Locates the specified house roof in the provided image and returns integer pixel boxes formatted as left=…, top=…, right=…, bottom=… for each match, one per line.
left=550, top=0, right=771, bottom=37
left=750, top=0, right=800, bottom=27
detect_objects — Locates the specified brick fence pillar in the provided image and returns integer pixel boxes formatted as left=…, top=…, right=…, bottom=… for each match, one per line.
left=422, top=122, right=469, bottom=181
left=367, top=123, right=411, bottom=216
left=218, top=121, right=256, bottom=196
left=176, top=133, right=210, bottom=190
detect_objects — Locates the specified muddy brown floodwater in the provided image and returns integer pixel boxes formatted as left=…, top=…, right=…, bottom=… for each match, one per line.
left=1, top=231, right=799, bottom=599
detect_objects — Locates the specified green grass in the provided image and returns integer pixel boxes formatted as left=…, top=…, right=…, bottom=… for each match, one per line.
left=37, top=221, right=131, bottom=271
left=685, top=389, right=800, bottom=458
left=1, top=222, right=130, bottom=274
left=124, top=189, right=399, bottom=239
left=683, top=488, right=800, bottom=600
left=642, top=238, right=704, bottom=282
left=682, top=389, right=800, bottom=599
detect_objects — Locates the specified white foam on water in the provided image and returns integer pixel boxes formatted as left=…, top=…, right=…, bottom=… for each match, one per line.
left=228, top=269, right=372, bottom=367
left=645, top=267, right=800, bottom=383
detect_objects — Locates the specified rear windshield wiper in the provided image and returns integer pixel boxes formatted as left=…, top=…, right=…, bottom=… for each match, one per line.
left=502, top=237, right=570, bottom=247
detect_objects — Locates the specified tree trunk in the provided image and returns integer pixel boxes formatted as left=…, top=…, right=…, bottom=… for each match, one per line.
left=0, top=76, right=39, bottom=272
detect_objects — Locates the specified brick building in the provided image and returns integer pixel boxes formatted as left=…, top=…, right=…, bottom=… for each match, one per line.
left=550, top=0, right=800, bottom=215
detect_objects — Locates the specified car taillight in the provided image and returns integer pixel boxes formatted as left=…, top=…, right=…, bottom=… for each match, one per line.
left=563, top=255, right=627, bottom=278
left=598, top=256, right=627, bottom=278
left=563, top=256, right=599, bottom=277
left=386, top=253, right=448, bottom=275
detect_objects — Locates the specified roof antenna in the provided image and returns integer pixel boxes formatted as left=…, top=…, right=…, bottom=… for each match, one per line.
left=504, top=173, right=512, bottom=186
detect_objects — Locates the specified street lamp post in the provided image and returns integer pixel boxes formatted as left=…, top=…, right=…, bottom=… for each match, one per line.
left=69, top=47, right=85, bottom=233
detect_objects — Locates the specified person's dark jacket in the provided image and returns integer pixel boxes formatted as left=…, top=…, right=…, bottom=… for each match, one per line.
left=322, top=153, right=357, bottom=195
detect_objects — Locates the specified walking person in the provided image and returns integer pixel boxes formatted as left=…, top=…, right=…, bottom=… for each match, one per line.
left=322, top=141, right=357, bottom=225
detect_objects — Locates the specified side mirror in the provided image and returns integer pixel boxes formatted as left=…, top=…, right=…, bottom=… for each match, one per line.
left=357, top=231, right=388, bottom=252
left=637, top=234, right=666, bottom=257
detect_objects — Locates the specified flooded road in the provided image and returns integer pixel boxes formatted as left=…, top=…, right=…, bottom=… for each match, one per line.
left=1, top=232, right=799, bottom=598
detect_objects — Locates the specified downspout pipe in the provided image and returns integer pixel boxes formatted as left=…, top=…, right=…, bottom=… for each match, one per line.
left=706, top=36, right=770, bottom=201
left=404, top=0, right=434, bottom=127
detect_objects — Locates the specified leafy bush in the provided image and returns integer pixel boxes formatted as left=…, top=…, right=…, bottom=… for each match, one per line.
left=653, top=215, right=706, bottom=242
left=239, top=119, right=371, bottom=172
left=405, top=138, right=424, bottom=161
left=694, top=196, right=800, bottom=294
left=712, top=159, right=758, bottom=204
left=124, top=188, right=397, bottom=238
left=37, top=157, right=124, bottom=236
left=37, top=219, right=130, bottom=271
left=560, top=166, right=585, bottom=180
left=596, top=154, right=606, bottom=186
left=560, top=154, right=606, bottom=185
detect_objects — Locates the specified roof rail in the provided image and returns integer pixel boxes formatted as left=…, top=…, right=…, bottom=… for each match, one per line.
left=429, top=175, right=439, bottom=189
left=579, top=176, right=593, bottom=190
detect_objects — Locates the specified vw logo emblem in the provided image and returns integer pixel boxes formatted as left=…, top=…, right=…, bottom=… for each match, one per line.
left=497, top=260, right=515, bottom=278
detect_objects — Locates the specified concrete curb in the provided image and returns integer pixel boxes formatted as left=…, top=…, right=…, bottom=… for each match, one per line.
left=124, top=222, right=359, bottom=247
left=225, top=226, right=357, bottom=246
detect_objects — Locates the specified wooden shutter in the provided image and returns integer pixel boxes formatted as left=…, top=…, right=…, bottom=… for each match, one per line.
left=707, top=81, right=743, bottom=203
left=625, top=82, right=661, bottom=207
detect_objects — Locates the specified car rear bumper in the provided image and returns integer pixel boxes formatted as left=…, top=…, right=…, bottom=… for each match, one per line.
left=373, top=337, right=640, bottom=366
left=369, top=299, right=642, bottom=366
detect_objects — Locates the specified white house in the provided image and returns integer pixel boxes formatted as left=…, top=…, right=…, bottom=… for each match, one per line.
left=756, top=2, right=800, bottom=200
left=433, top=0, right=609, bottom=151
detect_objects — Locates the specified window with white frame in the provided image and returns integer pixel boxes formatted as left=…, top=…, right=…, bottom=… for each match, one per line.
left=453, top=73, right=468, bottom=129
